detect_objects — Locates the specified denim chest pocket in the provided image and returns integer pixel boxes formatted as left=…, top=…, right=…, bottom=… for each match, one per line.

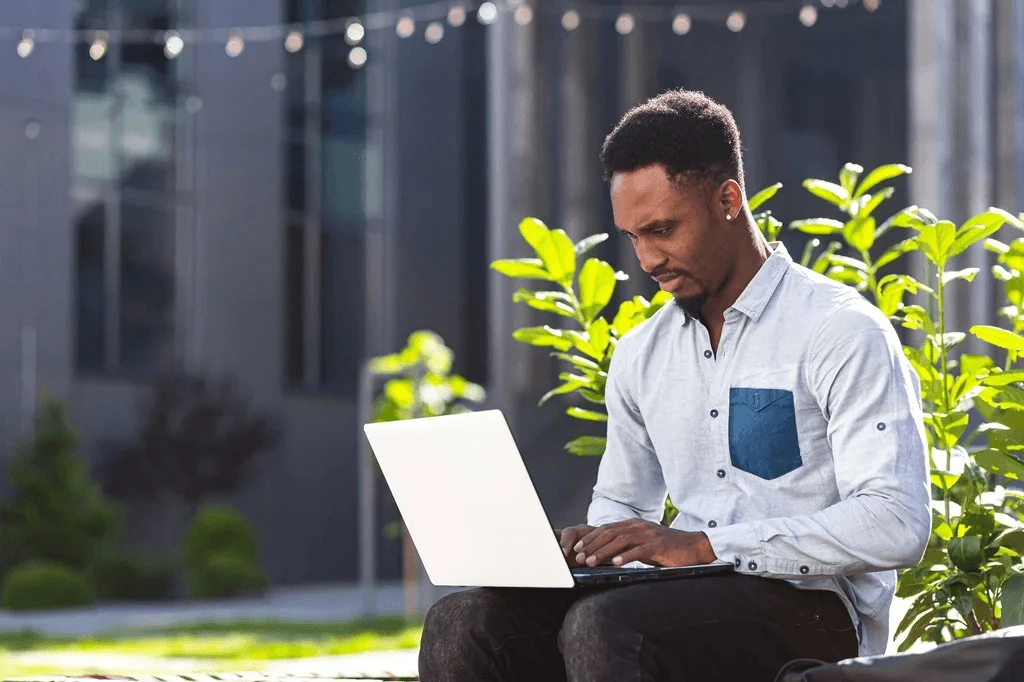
left=728, top=387, right=802, bottom=480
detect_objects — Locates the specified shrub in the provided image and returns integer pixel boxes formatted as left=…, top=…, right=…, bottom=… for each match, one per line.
left=495, top=162, right=1024, bottom=649
left=0, top=397, right=122, bottom=574
left=183, top=505, right=259, bottom=567
left=91, top=549, right=176, bottom=602
left=186, top=551, right=269, bottom=600
left=1, top=562, right=96, bottom=611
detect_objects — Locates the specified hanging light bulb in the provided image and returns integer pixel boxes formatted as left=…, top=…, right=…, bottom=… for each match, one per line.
left=726, top=11, right=746, bottom=32
left=17, top=30, right=34, bottom=58
left=348, top=46, right=367, bottom=68
left=89, top=33, right=107, bottom=60
left=820, top=0, right=835, bottom=6
left=477, top=2, right=498, bottom=25
left=672, top=13, right=691, bottom=35
left=425, top=21, right=445, bottom=43
left=863, top=0, right=880, bottom=11
left=799, top=5, right=818, bottom=26
left=164, top=31, right=184, bottom=59
left=225, top=34, right=245, bottom=57
left=345, top=20, right=364, bottom=45
left=285, top=30, right=304, bottom=53
left=615, top=13, right=635, bottom=35
left=513, top=5, right=533, bottom=25
left=396, top=16, right=416, bottom=38
left=448, top=5, right=467, bottom=27
left=561, top=10, right=580, bottom=31
left=835, top=0, right=849, bottom=6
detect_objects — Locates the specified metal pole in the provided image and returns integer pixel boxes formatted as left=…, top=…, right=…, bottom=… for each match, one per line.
left=357, top=362, right=377, bottom=616
left=20, top=124, right=39, bottom=436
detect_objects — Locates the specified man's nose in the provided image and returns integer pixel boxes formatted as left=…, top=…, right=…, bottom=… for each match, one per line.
left=634, top=238, right=667, bottom=275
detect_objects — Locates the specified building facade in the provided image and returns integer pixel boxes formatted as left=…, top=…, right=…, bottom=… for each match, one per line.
left=0, top=0, right=1022, bottom=586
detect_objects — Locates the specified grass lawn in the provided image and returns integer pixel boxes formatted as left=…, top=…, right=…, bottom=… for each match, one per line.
left=0, top=618, right=423, bottom=678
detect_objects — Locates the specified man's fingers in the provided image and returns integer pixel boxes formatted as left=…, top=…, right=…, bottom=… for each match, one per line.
left=610, top=545, right=653, bottom=567
left=575, top=521, right=631, bottom=556
left=584, top=533, right=644, bottom=567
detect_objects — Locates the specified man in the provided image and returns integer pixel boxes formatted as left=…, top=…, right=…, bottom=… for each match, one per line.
left=418, top=89, right=931, bottom=681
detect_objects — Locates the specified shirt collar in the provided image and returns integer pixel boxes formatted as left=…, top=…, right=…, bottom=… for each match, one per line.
left=674, top=242, right=792, bottom=326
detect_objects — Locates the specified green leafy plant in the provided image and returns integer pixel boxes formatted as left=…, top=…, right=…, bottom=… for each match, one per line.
left=496, top=162, right=1024, bottom=649
left=182, top=505, right=267, bottom=601
left=1, top=561, right=96, bottom=611
left=91, top=549, right=176, bottom=603
left=0, top=396, right=122, bottom=575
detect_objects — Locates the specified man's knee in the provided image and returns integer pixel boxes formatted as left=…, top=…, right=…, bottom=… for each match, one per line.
left=558, top=595, right=630, bottom=654
left=423, top=590, right=490, bottom=646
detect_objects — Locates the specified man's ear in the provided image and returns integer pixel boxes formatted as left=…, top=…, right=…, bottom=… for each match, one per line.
left=718, top=180, right=743, bottom=222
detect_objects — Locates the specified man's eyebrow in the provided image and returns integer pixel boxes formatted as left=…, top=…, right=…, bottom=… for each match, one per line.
left=617, top=219, right=677, bottom=235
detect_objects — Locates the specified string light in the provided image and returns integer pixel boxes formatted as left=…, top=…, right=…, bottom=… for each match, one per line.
left=17, top=30, right=34, bottom=58
left=561, top=10, right=580, bottom=31
left=348, top=46, right=367, bottom=67
left=396, top=15, right=415, bottom=38
left=477, top=2, right=498, bottom=25
left=726, top=11, right=746, bottom=32
left=225, top=34, right=244, bottom=57
left=672, top=13, right=691, bottom=35
left=270, top=73, right=287, bottom=91
left=615, top=13, right=635, bottom=35
left=424, top=21, right=444, bottom=44
left=345, top=20, right=364, bottom=45
left=447, top=5, right=467, bottom=27
left=799, top=5, right=818, bottom=26
left=835, top=0, right=848, bottom=6
left=89, top=34, right=107, bottom=60
left=285, top=30, right=304, bottom=52
left=164, top=31, right=183, bottom=59
left=863, top=0, right=880, bottom=11
left=820, top=0, right=835, bottom=6
left=513, top=5, right=533, bottom=26
left=185, top=95, right=202, bottom=114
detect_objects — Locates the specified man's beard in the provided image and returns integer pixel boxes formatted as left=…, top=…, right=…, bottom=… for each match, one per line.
left=674, top=292, right=708, bottom=319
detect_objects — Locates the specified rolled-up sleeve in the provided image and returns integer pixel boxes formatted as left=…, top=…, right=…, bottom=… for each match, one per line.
left=704, top=305, right=932, bottom=578
left=587, top=337, right=668, bottom=527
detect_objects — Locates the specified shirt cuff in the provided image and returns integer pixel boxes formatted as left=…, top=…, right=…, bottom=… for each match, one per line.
left=703, top=522, right=766, bottom=574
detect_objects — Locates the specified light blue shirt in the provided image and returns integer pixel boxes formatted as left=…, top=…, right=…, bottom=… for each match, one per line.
left=587, top=243, right=932, bottom=656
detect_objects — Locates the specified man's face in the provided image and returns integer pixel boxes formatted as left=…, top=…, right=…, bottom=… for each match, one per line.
left=610, top=165, right=734, bottom=317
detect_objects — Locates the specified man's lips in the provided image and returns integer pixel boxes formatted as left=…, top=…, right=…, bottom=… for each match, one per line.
left=653, top=273, right=684, bottom=291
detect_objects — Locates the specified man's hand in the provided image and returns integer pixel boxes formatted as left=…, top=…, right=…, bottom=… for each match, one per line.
left=572, top=518, right=718, bottom=568
left=556, top=525, right=595, bottom=567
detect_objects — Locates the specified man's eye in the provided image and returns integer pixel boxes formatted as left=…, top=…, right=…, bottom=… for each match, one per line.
left=652, top=227, right=671, bottom=236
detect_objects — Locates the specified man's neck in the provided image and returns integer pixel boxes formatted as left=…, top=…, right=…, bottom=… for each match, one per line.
left=700, top=226, right=773, bottom=344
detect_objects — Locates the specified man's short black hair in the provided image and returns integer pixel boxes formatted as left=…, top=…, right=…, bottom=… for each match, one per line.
left=601, top=89, right=744, bottom=191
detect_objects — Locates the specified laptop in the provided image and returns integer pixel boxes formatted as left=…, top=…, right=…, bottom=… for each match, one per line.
left=362, top=409, right=733, bottom=588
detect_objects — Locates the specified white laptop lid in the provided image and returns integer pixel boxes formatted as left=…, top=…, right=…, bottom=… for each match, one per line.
left=363, top=410, right=575, bottom=588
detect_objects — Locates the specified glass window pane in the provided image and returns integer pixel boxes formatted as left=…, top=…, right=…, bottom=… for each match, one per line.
left=320, top=227, right=364, bottom=396
left=288, top=140, right=306, bottom=213
left=75, top=202, right=106, bottom=373
left=285, top=221, right=306, bottom=385
left=119, top=200, right=175, bottom=375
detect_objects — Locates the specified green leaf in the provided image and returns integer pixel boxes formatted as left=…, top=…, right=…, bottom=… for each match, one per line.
left=843, top=216, right=876, bottom=252
left=876, top=274, right=931, bottom=318
left=941, top=268, right=980, bottom=285
left=518, top=218, right=576, bottom=285
left=874, top=237, right=920, bottom=271
left=982, top=370, right=1024, bottom=387
left=948, top=536, right=984, bottom=572
left=539, top=380, right=585, bottom=406
left=491, top=258, right=553, bottom=281
left=854, top=163, right=912, bottom=199
left=512, top=326, right=574, bottom=352
left=948, top=209, right=1024, bottom=259
left=574, top=233, right=609, bottom=257
left=588, top=318, right=611, bottom=356
left=565, top=435, right=607, bottom=457
left=748, top=182, right=782, bottom=212
left=368, top=352, right=410, bottom=374
left=839, top=163, right=863, bottom=196
left=512, top=289, right=576, bottom=317
left=803, top=179, right=849, bottom=208
left=898, top=607, right=939, bottom=652
left=1002, top=573, right=1024, bottom=627
left=384, top=379, right=415, bottom=409
left=917, top=220, right=958, bottom=266
left=566, top=406, right=608, bottom=422
left=975, top=449, right=1024, bottom=480
left=811, top=241, right=844, bottom=274
left=789, top=218, right=845, bottom=236
left=578, top=258, right=617, bottom=323
left=891, top=207, right=930, bottom=230
left=551, top=352, right=601, bottom=373
left=566, top=330, right=603, bottom=361
left=970, top=325, right=1024, bottom=352
left=858, top=187, right=895, bottom=219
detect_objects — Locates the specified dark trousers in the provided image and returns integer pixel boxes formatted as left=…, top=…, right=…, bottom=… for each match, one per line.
left=418, top=574, right=858, bottom=682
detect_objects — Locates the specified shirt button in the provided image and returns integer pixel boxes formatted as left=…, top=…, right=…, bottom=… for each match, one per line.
left=877, top=422, right=886, bottom=431
left=710, top=409, right=719, bottom=418
left=707, top=520, right=717, bottom=528
left=716, top=469, right=726, bottom=478
left=800, top=565, right=809, bottom=574
left=733, top=558, right=742, bottom=568
left=703, top=350, right=713, bottom=359
left=748, top=561, right=758, bottom=571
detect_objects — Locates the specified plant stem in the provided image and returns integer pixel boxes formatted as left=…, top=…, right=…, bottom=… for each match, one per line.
left=937, top=264, right=954, bottom=524
left=862, top=250, right=878, bottom=304
left=967, top=611, right=983, bottom=637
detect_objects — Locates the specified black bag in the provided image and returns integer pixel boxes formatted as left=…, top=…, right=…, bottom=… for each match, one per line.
left=775, top=625, right=1024, bottom=682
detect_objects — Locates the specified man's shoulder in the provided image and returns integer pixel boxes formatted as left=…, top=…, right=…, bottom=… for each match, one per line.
left=782, top=262, right=894, bottom=338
